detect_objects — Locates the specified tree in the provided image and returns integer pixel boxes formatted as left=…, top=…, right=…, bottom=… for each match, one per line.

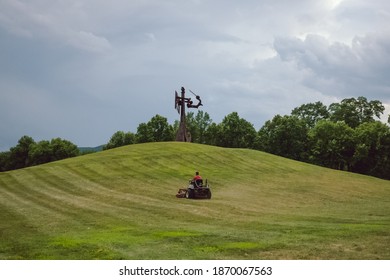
left=203, top=122, right=220, bottom=146
left=217, top=112, right=257, bottom=148
left=0, top=151, right=11, bottom=171
left=329, top=97, right=385, bottom=128
left=1, top=136, right=79, bottom=171
left=50, top=138, right=79, bottom=160
left=291, top=101, right=330, bottom=128
left=28, top=138, right=79, bottom=166
left=136, top=115, right=174, bottom=143
left=104, top=131, right=135, bottom=150
left=352, top=121, right=390, bottom=178
left=28, top=140, right=52, bottom=165
left=308, top=120, right=355, bottom=170
left=185, top=111, right=212, bottom=144
left=8, top=135, right=35, bottom=169
left=257, top=115, right=309, bottom=160
left=148, top=114, right=174, bottom=141
left=136, top=123, right=154, bottom=143
left=195, top=111, right=212, bottom=144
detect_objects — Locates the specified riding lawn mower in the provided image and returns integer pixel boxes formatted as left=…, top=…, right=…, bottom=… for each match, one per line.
left=176, top=179, right=212, bottom=199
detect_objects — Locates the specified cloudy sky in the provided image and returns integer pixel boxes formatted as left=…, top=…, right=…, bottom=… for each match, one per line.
left=1, top=0, right=389, bottom=151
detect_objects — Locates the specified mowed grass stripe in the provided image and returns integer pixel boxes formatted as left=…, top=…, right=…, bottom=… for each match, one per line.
left=0, top=171, right=111, bottom=226
left=0, top=174, right=74, bottom=227
left=60, top=163, right=179, bottom=210
left=30, top=161, right=212, bottom=224
left=30, top=167, right=180, bottom=223
left=0, top=168, right=152, bottom=225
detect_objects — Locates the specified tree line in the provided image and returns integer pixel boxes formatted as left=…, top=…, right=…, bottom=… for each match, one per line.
left=257, top=97, right=390, bottom=179
left=0, top=136, right=79, bottom=171
left=2, top=96, right=389, bottom=180
left=105, top=96, right=390, bottom=180
left=103, top=110, right=256, bottom=149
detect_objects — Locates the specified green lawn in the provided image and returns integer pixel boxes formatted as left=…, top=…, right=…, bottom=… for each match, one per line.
left=0, top=142, right=389, bottom=259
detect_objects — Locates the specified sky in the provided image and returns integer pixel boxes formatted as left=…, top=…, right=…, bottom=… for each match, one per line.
left=1, top=0, right=390, bottom=151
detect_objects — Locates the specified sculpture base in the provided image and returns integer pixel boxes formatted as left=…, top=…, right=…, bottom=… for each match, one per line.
left=176, top=121, right=191, bottom=142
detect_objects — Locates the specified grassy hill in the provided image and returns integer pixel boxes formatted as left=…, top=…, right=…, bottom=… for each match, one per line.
left=0, top=142, right=389, bottom=259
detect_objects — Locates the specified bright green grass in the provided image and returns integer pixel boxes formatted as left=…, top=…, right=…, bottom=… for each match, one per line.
left=0, top=142, right=389, bottom=259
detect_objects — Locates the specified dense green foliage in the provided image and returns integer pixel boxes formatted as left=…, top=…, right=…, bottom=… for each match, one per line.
left=291, top=101, right=330, bottom=128
left=257, top=115, right=309, bottom=160
left=308, top=120, right=355, bottom=170
left=217, top=112, right=257, bottom=148
left=104, top=111, right=259, bottom=150
left=185, top=111, right=212, bottom=144
left=103, top=131, right=136, bottom=150
left=328, top=97, right=385, bottom=128
left=1, top=142, right=389, bottom=259
left=136, top=114, right=174, bottom=143
left=258, top=97, right=390, bottom=179
left=0, top=137, right=79, bottom=171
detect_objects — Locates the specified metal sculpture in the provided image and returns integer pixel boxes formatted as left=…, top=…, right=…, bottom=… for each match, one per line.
left=174, top=86, right=202, bottom=142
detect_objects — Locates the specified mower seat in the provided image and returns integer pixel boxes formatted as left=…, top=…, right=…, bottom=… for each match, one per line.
left=194, top=179, right=203, bottom=188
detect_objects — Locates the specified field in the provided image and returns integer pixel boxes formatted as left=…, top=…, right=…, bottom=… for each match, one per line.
left=0, top=142, right=389, bottom=259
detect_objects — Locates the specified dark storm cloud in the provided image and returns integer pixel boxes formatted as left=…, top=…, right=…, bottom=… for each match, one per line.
left=0, top=0, right=389, bottom=151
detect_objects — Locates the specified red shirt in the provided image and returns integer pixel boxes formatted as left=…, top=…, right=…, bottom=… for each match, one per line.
left=193, top=175, right=202, bottom=181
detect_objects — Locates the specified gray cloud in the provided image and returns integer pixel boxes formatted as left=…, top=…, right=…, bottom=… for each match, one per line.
left=1, top=0, right=389, bottom=151
left=274, top=32, right=390, bottom=102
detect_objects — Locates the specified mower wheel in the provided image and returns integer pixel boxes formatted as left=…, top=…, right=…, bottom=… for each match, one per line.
left=206, top=189, right=212, bottom=199
left=186, top=188, right=194, bottom=199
